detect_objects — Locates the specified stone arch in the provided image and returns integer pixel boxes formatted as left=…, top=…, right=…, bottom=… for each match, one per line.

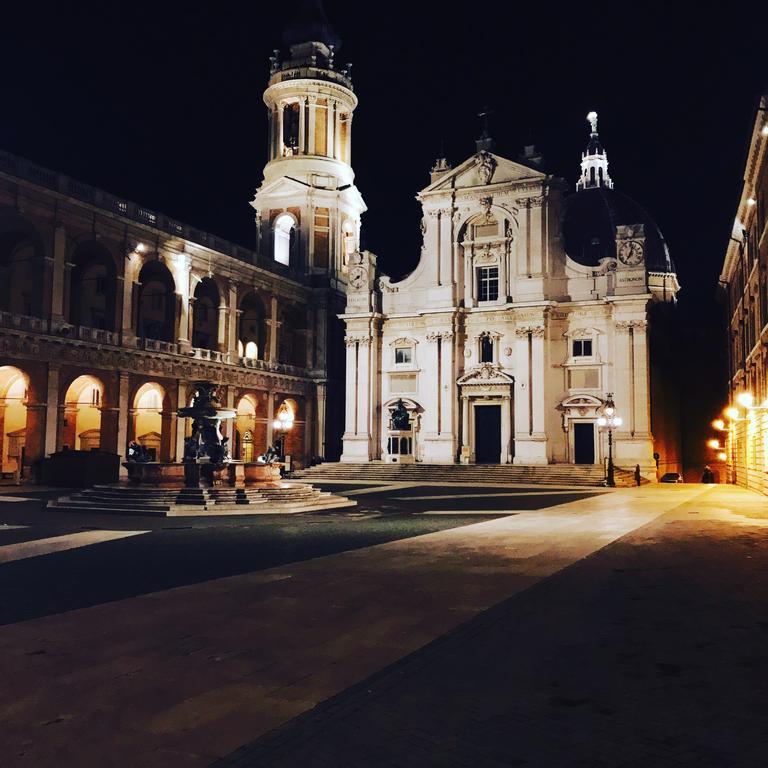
left=192, top=276, right=220, bottom=351
left=234, top=394, right=258, bottom=462
left=272, top=211, right=297, bottom=266
left=137, top=260, right=176, bottom=342
left=131, top=381, right=173, bottom=461
left=238, top=292, right=267, bottom=360
left=59, top=374, right=105, bottom=451
left=0, top=211, right=45, bottom=317
left=69, top=240, right=119, bottom=330
left=0, top=365, right=30, bottom=478
left=279, top=303, right=308, bottom=367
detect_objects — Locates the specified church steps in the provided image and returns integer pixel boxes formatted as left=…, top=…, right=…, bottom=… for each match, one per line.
left=294, top=463, right=610, bottom=487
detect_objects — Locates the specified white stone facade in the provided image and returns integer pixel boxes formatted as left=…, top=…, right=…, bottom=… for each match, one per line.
left=341, top=121, right=680, bottom=476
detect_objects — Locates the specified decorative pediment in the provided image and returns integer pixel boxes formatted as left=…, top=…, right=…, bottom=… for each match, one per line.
left=560, top=394, right=604, bottom=409
left=389, top=337, right=418, bottom=347
left=457, top=364, right=515, bottom=387
left=563, top=326, right=602, bottom=339
left=420, top=152, right=547, bottom=195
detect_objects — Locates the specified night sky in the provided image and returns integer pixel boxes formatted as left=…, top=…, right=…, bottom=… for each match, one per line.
left=2, top=0, right=766, bottom=470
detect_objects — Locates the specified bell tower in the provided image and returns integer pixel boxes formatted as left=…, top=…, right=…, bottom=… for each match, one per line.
left=251, top=0, right=366, bottom=280
left=576, top=111, right=613, bottom=191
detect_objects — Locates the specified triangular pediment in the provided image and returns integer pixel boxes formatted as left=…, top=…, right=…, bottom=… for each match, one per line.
left=253, top=176, right=311, bottom=200
left=457, top=364, right=515, bottom=386
left=421, top=152, right=547, bottom=195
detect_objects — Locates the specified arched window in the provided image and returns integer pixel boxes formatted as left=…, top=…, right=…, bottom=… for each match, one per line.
left=274, top=214, right=295, bottom=266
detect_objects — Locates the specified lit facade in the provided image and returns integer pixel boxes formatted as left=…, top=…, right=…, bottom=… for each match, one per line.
left=341, top=117, right=682, bottom=477
left=719, top=92, right=768, bottom=493
left=0, top=19, right=359, bottom=482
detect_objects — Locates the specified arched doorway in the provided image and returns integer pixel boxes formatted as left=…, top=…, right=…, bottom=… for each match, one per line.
left=238, top=293, right=267, bottom=360
left=0, top=213, right=45, bottom=317
left=69, top=242, right=118, bottom=330
left=133, top=382, right=167, bottom=461
left=137, top=261, right=176, bottom=342
left=192, top=277, right=219, bottom=351
left=235, top=395, right=258, bottom=462
left=0, top=366, right=29, bottom=478
left=60, top=375, right=104, bottom=451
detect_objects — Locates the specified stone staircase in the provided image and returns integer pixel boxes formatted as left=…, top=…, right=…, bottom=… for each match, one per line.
left=294, top=462, right=631, bottom=487
left=47, top=481, right=356, bottom=517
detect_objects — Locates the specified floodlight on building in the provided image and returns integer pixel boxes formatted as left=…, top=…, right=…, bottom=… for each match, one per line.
left=717, top=452, right=728, bottom=462
left=762, top=125, right=768, bottom=136
left=725, top=407, right=740, bottom=420
left=712, top=419, right=726, bottom=431
left=747, top=197, right=757, bottom=207
left=136, top=243, right=146, bottom=253
left=707, top=439, right=720, bottom=449
left=737, top=392, right=754, bottom=408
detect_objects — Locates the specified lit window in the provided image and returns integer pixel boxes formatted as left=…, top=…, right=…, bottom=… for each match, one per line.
left=477, top=266, right=499, bottom=302
left=274, top=214, right=294, bottom=265
left=245, top=341, right=258, bottom=359
left=395, top=347, right=412, bottom=365
left=573, top=339, right=593, bottom=357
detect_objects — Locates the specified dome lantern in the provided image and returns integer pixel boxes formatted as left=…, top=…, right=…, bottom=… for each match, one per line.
left=576, top=111, right=613, bottom=191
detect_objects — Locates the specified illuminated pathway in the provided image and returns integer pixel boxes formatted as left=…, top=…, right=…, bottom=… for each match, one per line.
left=0, top=484, right=739, bottom=767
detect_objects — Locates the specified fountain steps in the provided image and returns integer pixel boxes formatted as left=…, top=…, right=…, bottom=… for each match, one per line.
left=47, top=481, right=356, bottom=517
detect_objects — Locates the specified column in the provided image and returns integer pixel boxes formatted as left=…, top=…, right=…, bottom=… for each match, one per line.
left=174, top=381, right=187, bottom=463
left=227, top=283, right=239, bottom=356
left=357, top=338, right=371, bottom=448
left=122, top=258, right=137, bottom=342
left=327, top=100, right=335, bottom=159
left=441, top=334, right=455, bottom=441
left=266, top=391, right=275, bottom=448
left=298, top=98, right=306, bottom=154
left=24, top=404, right=47, bottom=480
left=461, top=395, right=470, bottom=460
left=501, top=395, right=512, bottom=463
left=632, top=321, right=651, bottom=437
left=439, top=212, right=453, bottom=288
left=530, top=328, right=546, bottom=435
left=268, top=294, right=279, bottom=362
left=217, top=303, right=227, bottom=353
left=187, top=297, right=196, bottom=346
left=177, top=293, right=190, bottom=350
left=44, top=363, right=61, bottom=456
left=316, top=382, right=327, bottom=459
left=305, top=307, right=315, bottom=369
left=343, top=340, right=357, bottom=436
left=529, top=198, right=543, bottom=275
left=307, top=96, right=317, bottom=155
left=117, top=372, right=130, bottom=475
left=51, top=222, right=67, bottom=322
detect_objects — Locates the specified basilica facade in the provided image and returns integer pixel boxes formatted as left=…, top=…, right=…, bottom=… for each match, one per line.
left=341, top=115, right=682, bottom=477
left=0, top=14, right=361, bottom=481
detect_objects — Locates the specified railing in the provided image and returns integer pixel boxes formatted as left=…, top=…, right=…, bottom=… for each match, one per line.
left=190, top=347, right=230, bottom=364
left=0, top=311, right=48, bottom=333
left=238, top=356, right=306, bottom=376
left=76, top=325, right=120, bottom=345
left=140, top=337, right=179, bottom=355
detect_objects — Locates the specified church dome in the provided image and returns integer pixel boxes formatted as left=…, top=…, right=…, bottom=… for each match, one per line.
left=561, top=186, right=675, bottom=273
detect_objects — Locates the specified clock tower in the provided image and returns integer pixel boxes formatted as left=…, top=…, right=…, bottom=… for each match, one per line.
left=614, top=223, right=647, bottom=295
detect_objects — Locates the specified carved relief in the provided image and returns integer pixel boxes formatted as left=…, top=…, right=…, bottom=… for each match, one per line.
left=475, top=152, right=497, bottom=185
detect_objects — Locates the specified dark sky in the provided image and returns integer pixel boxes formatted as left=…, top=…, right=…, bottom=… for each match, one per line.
left=1, top=0, right=766, bottom=466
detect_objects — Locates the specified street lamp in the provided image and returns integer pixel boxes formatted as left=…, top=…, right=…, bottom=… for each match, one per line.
left=272, top=401, right=294, bottom=459
left=597, top=393, right=623, bottom=488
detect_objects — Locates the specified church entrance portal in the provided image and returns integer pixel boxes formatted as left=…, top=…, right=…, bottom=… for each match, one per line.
left=474, top=405, right=501, bottom=464
left=573, top=422, right=595, bottom=464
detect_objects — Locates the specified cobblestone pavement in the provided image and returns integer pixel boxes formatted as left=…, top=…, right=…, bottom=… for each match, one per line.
left=213, top=485, right=768, bottom=768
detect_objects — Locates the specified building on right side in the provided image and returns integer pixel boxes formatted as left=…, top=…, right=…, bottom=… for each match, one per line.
left=719, top=90, right=768, bottom=492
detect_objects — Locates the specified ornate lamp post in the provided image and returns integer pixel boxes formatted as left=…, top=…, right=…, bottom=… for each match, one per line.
left=597, top=393, right=622, bottom=488
left=272, top=402, right=294, bottom=459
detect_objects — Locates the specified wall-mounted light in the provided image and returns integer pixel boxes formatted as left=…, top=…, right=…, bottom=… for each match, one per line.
left=717, top=452, right=728, bottom=462
left=725, top=407, right=739, bottom=420
left=747, top=197, right=757, bottom=207
left=712, top=419, right=726, bottom=431
left=707, top=438, right=720, bottom=450
left=762, top=125, right=768, bottom=136
left=736, top=392, right=754, bottom=409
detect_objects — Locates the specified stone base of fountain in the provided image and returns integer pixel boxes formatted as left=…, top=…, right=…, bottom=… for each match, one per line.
left=123, top=461, right=282, bottom=488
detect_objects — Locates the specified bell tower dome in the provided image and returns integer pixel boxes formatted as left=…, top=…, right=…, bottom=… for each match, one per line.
left=252, top=0, right=365, bottom=279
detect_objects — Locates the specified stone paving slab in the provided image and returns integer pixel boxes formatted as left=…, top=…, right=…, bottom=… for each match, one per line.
left=0, top=485, right=708, bottom=767
left=213, top=485, right=768, bottom=768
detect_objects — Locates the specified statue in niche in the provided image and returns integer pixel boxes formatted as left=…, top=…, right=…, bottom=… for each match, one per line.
left=390, top=399, right=411, bottom=430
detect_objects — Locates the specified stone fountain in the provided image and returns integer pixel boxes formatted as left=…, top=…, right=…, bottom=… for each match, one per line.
left=123, top=380, right=281, bottom=488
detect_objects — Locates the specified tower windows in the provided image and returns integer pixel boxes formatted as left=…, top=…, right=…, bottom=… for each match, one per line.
left=282, top=103, right=300, bottom=154
left=477, top=266, right=499, bottom=302
left=273, top=213, right=295, bottom=266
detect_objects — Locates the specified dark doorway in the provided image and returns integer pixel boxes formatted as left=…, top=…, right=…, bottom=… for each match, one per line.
left=475, top=405, right=501, bottom=464
left=573, top=422, right=595, bottom=464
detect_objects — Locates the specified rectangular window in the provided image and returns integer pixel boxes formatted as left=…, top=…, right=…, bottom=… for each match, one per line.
left=477, top=266, right=499, bottom=302
left=573, top=339, right=593, bottom=357
left=568, top=367, right=600, bottom=389
left=395, top=347, right=412, bottom=365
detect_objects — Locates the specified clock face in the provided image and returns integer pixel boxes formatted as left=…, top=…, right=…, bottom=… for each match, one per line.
left=349, top=266, right=367, bottom=290
left=618, top=240, right=644, bottom=266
